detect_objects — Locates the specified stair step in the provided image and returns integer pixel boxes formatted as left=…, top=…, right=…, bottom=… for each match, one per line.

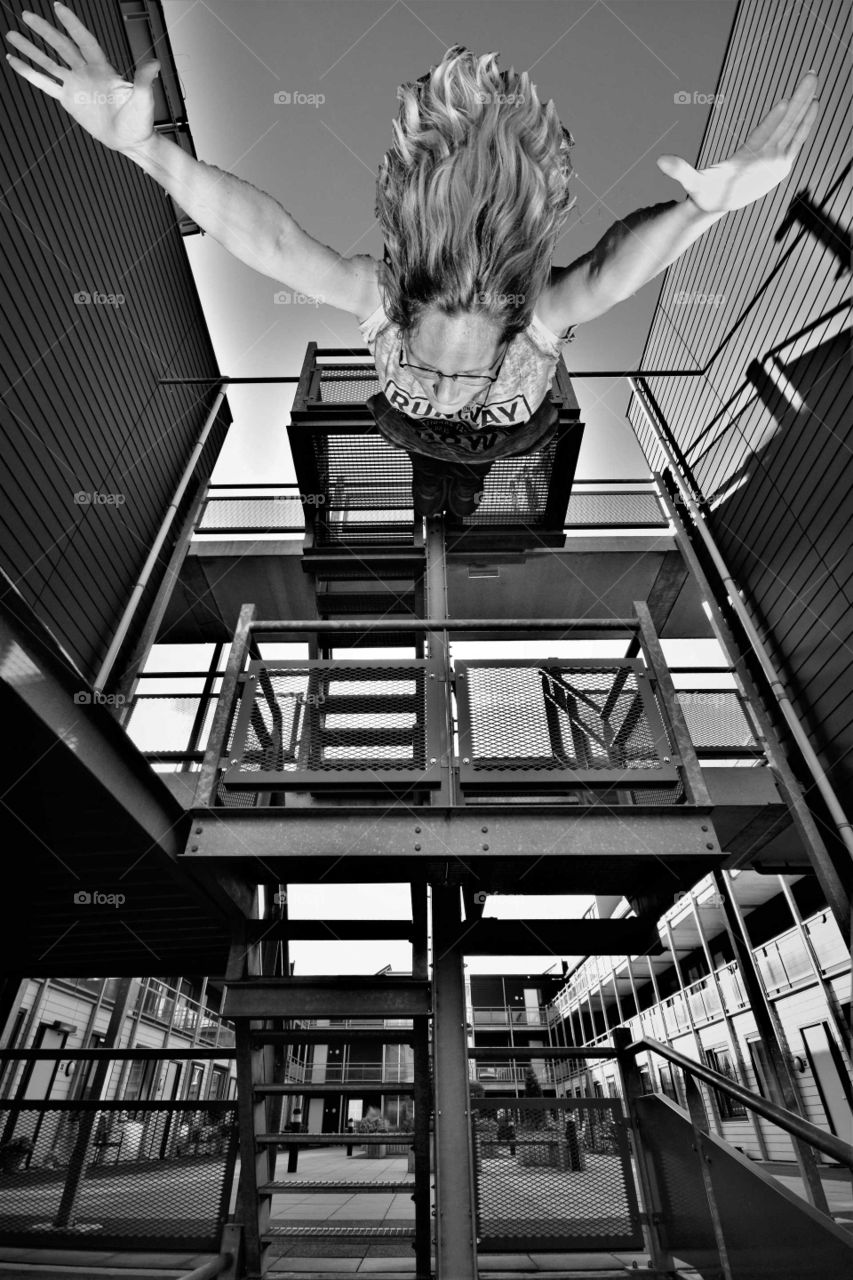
left=259, top=1179, right=415, bottom=1193
left=262, top=1224, right=416, bottom=1239
left=257, top=1131, right=414, bottom=1145
left=254, top=1081, right=415, bottom=1094
left=249, top=1028, right=417, bottom=1045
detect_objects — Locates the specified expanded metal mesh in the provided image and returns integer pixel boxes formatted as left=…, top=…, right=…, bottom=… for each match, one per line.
left=676, top=690, right=758, bottom=749
left=233, top=664, right=428, bottom=773
left=473, top=1098, right=641, bottom=1251
left=462, top=450, right=554, bottom=526
left=459, top=664, right=668, bottom=773
left=0, top=1104, right=236, bottom=1248
left=564, top=491, right=667, bottom=527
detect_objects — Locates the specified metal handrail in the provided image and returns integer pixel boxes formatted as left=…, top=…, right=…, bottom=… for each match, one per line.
left=624, top=1034, right=853, bottom=1169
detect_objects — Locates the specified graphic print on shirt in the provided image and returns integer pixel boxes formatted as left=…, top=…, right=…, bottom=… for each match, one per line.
left=385, top=379, right=533, bottom=429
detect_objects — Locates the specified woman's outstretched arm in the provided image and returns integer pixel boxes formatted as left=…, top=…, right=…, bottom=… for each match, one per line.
left=539, top=70, right=819, bottom=325
left=4, top=4, right=376, bottom=315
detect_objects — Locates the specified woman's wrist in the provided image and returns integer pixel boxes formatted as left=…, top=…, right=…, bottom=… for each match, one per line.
left=118, top=132, right=162, bottom=171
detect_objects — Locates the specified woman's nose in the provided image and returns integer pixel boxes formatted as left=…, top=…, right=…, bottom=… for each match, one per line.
left=432, top=376, right=463, bottom=405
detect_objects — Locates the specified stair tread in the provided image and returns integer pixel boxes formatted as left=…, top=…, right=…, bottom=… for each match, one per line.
left=262, top=1224, right=416, bottom=1238
left=257, top=1131, right=414, bottom=1144
left=259, top=1179, right=415, bottom=1192
left=254, top=1080, right=415, bottom=1093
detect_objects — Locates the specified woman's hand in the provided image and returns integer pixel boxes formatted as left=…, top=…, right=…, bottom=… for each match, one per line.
left=656, top=71, right=819, bottom=214
left=5, top=3, right=161, bottom=153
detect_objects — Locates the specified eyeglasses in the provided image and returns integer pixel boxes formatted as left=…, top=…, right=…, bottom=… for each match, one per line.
left=399, top=339, right=507, bottom=390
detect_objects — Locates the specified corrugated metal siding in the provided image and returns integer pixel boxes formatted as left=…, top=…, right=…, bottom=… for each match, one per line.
left=627, top=0, right=852, bottom=793
left=0, top=0, right=231, bottom=683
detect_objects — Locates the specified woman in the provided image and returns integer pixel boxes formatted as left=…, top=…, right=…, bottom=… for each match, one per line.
left=5, top=7, right=819, bottom=516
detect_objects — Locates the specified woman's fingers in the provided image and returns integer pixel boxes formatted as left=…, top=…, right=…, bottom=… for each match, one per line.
left=53, top=2, right=110, bottom=65
left=6, top=30, right=67, bottom=83
left=776, top=74, right=819, bottom=150
left=20, top=9, right=85, bottom=70
left=5, top=51, right=65, bottom=98
left=784, top=96, right=819, bottom=155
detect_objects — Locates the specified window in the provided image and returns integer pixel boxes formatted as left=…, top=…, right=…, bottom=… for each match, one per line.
left=705, top=1046, right=746, bottom=1119
left=658, top=1064, right=679, bottom=1102
left=207, top=1065, right=229, bottom=1100
left=746, top=1038, right=770, bottom=1099
left=639, top=1067, right=653, bottom=1094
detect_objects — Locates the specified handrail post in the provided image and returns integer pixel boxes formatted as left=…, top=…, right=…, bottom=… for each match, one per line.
left=612, top=1027, right=675, bottom=1275
left=194, top=603, right=257, bottom=807
left=682, top=1072, right=735, bottom=1280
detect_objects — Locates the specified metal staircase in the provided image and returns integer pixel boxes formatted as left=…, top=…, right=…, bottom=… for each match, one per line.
left=222, top=892, right=432, bottom=1279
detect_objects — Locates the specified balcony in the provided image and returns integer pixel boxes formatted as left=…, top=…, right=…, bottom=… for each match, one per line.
left=471, top=1008, right=547, bottom=1027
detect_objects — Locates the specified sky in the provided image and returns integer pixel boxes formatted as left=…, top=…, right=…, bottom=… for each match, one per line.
left=154, top=1, right=735, bottom=974
left=161, top=0, right=737, bottom=483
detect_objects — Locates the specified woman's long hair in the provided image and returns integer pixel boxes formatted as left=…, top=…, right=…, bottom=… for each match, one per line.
left=375, top=45, right=577, bottom=345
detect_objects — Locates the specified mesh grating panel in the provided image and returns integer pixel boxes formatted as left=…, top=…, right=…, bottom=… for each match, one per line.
left=473, top=1098, right=641, bottom=1251
left=197, top=496, right=305, bottom=530
left=458, top=663, right=671, bottom=775
left=564, top=491, right=667, bottom=527
left=317, top=367, right=382, bottom=403
left=229, top=664, right=429, bottom=776
left=0, top=1105, right=235, bottom=1249
left=462, top=451, right=554, bottom=526
left=677, top=690, right=758, bottom=749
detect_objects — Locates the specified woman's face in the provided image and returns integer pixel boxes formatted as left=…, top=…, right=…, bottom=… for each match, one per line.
left=405, top=308, right=504, bottom=412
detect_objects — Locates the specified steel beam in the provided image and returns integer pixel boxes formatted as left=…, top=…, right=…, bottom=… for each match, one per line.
left=222, top=978, right=430, bottom=1019
left=187, top=805, right=720, bottom=863
left=449, top=917, right=661, bottom=955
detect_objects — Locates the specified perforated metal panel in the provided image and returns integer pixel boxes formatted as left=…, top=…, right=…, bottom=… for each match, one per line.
left=456, top=660, right=679, bottom=788
left=316, top=366, right=382, bottom=403
left=472, top=1097, right=642, bottom=1251
left=0, top=1103, right=236, bottom=1250
left=197, top=495, right=305, bottom=531
left=222, top=660, right=444, bottom=789
left=564, top=490, right=667, bottom=527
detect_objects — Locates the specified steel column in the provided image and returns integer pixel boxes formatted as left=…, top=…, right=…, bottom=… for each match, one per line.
left=662, top=920, right=724, bottom=1135
left=714, top=870, right=831, bottom=1211
left=432, top=885, right=478, bottom=1279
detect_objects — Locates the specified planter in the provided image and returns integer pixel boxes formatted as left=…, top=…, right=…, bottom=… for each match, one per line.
left=364, top=1143, right=387, bottom=1159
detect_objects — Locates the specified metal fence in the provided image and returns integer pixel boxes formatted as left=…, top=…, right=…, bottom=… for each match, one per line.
left=471, top=1096, right=642, bottom=1252
left=221, top=659, right=445, bottom=791
left=456, top=659, right=678, bottom=790
left=0, top=1098, right=237, bottom=1250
